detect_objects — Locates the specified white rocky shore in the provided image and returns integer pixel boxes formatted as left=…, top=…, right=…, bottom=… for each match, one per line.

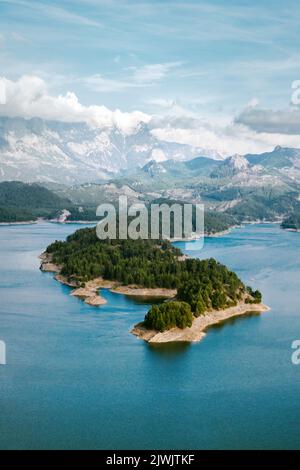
left=39, top=252, right=176, bottom=306
left=40, top=252, right=270, bottom=344
left=131, top=302, right=270, bottom=343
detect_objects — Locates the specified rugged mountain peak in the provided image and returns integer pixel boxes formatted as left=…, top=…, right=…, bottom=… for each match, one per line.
left=142, top=160, right=167, bottom=177
left=0, top=116, right=204, bottom=184
left=227, top=154, right=249, bottom=170
left=210, top=153, right=249, bottom=178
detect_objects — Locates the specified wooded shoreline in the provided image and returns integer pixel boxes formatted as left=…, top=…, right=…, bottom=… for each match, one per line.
left=132, top=302, right=270, bottom=343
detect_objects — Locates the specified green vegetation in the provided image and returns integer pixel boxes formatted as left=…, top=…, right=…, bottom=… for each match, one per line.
left=0, top=181, right=240, bottom=235
left=46, top=226, right=262, bottom=331
left=245, top=287, right=262, bottom=304
left=0, top=206, right=34, bottom=223
left=227, top=193, right=300, bottom=222
left=46, top=206, right=102, bottom=223
left=0, top=181, right=70, bottom=222
left=144, top=301, right=193, bottom=332
left=204, top=211, right=236, bottom=234
left=47, top=228, right=183, bottom=286
left=281, top=211, right=300, bottom=230
left=0, top=181, right=104, bottom=223
left=147, top=198, right=237, bottom=235
left=62, top=207, right=101, bottom=221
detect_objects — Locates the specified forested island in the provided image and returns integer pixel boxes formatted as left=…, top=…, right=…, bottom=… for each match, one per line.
left=281, top=211, right=300, bottom=231
left=0, top=181, right=70, bottom=222
left=42, top=226, right=268, bottom=343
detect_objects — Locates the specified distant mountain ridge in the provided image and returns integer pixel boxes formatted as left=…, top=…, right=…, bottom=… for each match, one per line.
left=0, top=116, right=210, bottom=184
left=1, top=116, right=300, bottom=187
left=1, top=114, right=300, bottom=223
left=0, top=181, right=70, bottom=222
left=121, top=145, right=300, bottom=185
left=245, top=145, right=300, bottom=169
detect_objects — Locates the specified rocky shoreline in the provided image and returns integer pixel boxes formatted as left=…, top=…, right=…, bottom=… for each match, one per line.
left=39, top=252, right=178, bottom=305
left=70, top=278, right=116, bottom=306
left=40, top=252, right=270, bottom=343
left=0, top=220, right=37, bottom=226
left=110, top=286, right=176, bottom=298
left=282, top=227, right=300, bottom=232
left=131, top=302, right=270, bottom=343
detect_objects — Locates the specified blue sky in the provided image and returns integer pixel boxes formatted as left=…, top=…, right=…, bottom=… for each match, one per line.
left=1, top=0, right=300, bottom=154
left=1, top=0, right=299, bottom=110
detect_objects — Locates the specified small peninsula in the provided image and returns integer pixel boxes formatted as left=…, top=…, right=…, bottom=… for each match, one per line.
left=281, top=211, right=300, bottom=231
left=41, top=227, right=269, bottom=343
left=132, top=301, right=269, bottom=343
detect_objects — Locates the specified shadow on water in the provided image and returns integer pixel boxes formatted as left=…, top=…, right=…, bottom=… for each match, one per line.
left=146, top=313, right=262, bottom=358
left=147, top=341, right=191, bottom=358
left=125, top=295, right=168, bottom=305
left=208, top=310, right=262, bottom=333
left=100, top=288, right=167, bottom=308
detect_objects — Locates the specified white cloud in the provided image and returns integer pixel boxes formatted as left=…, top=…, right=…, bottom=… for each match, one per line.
left=235, top=106, right=300, bottom=135
left=0, top=0, right=102, bottom=27
left=0, top=79, right=5, bottom=104
left=146, top=98, right=176, bottom=108
left=80, top=62, right=184, bottom=93
left=79, top=74, right=149, bottom=92
left=10, top=32, right=29, bottom=43
left=146, top=95, right=300, bottom=155
left=2, top=74, right=300, bottom=155
left=0, top=75, right=150, bottom=133
left=151, top=118, right=300, bottom=157
left=148, top=98, right=300, bottom=156
left=128, top=62, right=183, bottom=82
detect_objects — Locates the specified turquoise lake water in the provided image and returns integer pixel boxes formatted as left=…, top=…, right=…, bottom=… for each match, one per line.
left=0, top=222, right=300, bottom=449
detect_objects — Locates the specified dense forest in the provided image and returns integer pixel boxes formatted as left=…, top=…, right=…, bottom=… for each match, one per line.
left=46, top=226, right=262, bottom=331
left=227, top=193, right=300, bottom=222
left=53, top=199, right=237, bottom=234
left=63, top=207, right=100, bottom=221
left=281, top=211, right=300, bottom=230
left=0, top=181, right=70, bottom=222
left=149, top=197, right=237, bottom=235
left=0, top=205, right=34, bottom=222
left=203, top=211, right=236, bottom=234
left=144, top=302, right=193, bottom=331
left=0, top=181, right=237, bottom=235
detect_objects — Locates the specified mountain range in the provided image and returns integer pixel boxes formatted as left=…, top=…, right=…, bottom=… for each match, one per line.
left=1, top=114, right=300, bottom=224
left=47, top=145, right=300, bottom=223
left=115, top=146, right=300, bottom=193
left=0, top=116, right=211, bottom=184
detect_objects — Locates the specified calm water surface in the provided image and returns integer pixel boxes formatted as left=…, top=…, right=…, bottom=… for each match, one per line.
left=0, top=222, right=300, bottom=449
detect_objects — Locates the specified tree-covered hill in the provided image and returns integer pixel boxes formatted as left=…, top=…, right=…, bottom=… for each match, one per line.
left=0, top=180, right=238, bottom=233
left=0, top=205, right=35, bottom=223
left=46, top=227, right=262, bottom=331
left=227, top=192, right=300, bottom=222
left=0, top=181, right=67, bottom=208
left=0, top=181, right=71, bottom=222
left=281, top=211, right=300, bottom=230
